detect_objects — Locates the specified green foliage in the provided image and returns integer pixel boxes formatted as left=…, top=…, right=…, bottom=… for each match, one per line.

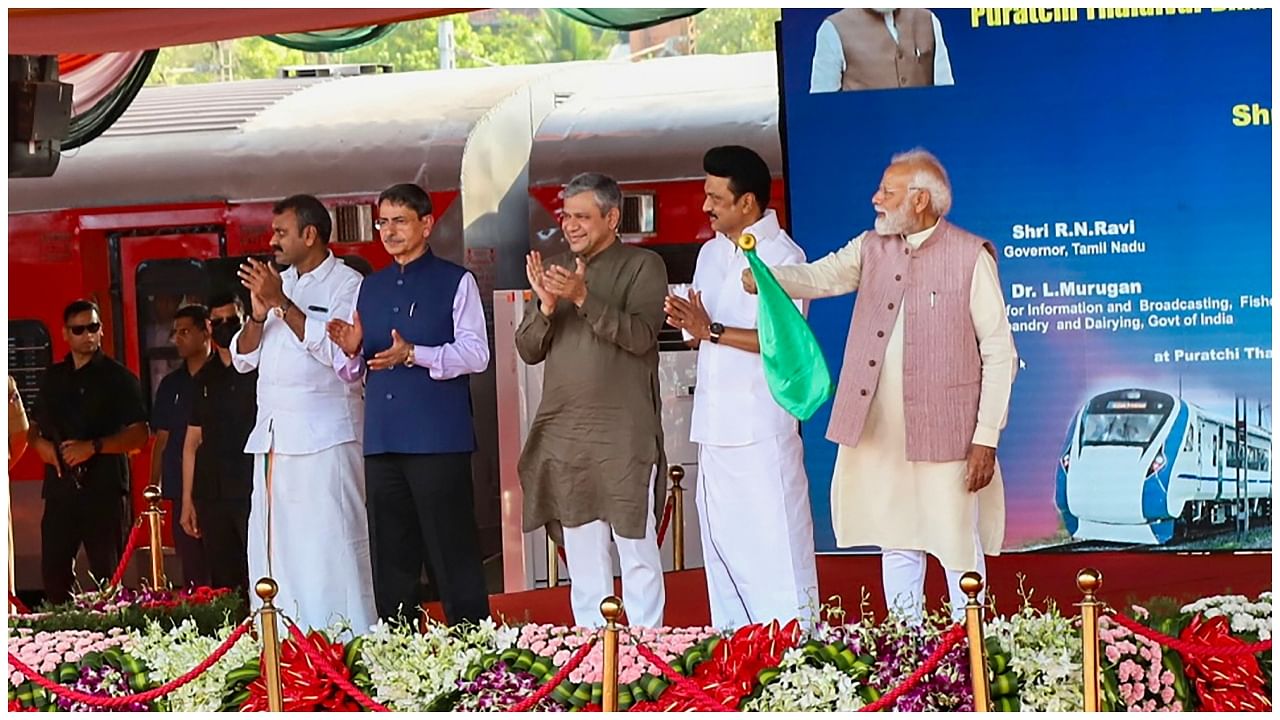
left=10, top=591, right=248, bottom=637
left=147, top=10, right=618, bottom=85
left=693, top=8, right=780, bottom=55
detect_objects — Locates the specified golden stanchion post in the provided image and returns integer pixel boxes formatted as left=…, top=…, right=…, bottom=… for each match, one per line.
left=141, top=485, right=166, bottom=588
left=255, top=577, right=285, bottom=713
left=546, top=534, right=559, bottom=588
left=959, top=572, right=991, bottom=712
left=669, top=465, right=685, bottom=571
left=600, top=596, right=623, bottom=712
left=1077, top=568, right=1104, bottom=712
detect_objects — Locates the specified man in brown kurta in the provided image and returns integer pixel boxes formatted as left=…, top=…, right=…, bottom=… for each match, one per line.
left=516, top=172, right=668, bottom=627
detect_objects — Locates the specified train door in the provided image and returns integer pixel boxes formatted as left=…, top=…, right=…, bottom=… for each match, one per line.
left=109, top=228, right=223, bottom=561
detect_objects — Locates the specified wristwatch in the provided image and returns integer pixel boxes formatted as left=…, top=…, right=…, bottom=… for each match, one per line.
left=275, top=298, right=294, bottom=318
left=708, top=322, right=725, bottom=344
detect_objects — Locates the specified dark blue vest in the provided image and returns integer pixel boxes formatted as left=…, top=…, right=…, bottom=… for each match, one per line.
left=357, top=251, right=476, bottom=456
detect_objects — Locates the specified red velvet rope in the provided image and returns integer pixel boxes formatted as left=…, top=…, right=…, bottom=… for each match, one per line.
left=506, top=633, right=600, bottom=712
left=630, top=636, right=735, bottom=712
left=7, top=616, right=253, bottom=709
left=9, top=592, right=32, bottom=614
left=108, top=517, right=146, bottom=589
left=655, top=494, right=676, bottom=547
left=1105, top=608, right=1272, bottom=657
left=859, top=623, right=967, bottom=712
left=283, top=621, right=390, bottom=712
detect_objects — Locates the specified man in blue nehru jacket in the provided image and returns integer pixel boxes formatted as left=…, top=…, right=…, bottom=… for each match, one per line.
left=329, top=183, right=491, bottom=626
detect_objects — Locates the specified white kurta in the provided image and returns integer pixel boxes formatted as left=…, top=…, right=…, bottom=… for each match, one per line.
left=683, top=211, right=819, bottom=628
left=773, top=223, right=1017, bottom=572
left=230, top=252, right=377, bottom=632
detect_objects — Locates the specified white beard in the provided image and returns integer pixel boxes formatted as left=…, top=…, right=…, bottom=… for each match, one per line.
left=874, top=203, right=914, bottom=236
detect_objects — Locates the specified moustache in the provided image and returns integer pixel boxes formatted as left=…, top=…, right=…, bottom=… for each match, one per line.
left=270, top=244, right=283, bottom=253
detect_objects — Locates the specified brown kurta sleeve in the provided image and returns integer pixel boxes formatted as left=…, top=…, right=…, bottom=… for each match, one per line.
left=576, top=252, right=668, bottom=356
left=515, top=300, right=556, bottom=365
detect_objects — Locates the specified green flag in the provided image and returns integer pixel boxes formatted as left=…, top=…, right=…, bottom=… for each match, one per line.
left=739, top=233, right=834, bottom=421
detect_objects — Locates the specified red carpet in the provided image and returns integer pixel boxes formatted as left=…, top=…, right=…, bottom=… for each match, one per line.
left=427, top=552, right=1272, bottom=627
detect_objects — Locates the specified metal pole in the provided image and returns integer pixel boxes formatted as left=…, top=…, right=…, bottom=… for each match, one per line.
left=600, top=596, right=623, bottom=712
left=960, top=572, right=991, bottom=712
left=669, top=465, right=685, bottom=571
left=1077, top=568, right=1103, bottom=712
left=142, top=485, right=166, bottom=588
left=255, top=578, right=284, bottom=713
left=1242, top=399, right=1250, bottom=534
left=546, top=533, right=559, bottom=588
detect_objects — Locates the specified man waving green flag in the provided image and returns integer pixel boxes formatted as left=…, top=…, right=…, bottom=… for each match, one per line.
left=738, top=232, right=834, bottom=420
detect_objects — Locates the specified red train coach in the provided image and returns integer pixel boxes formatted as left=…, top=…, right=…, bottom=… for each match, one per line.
left=7, top=52, right=786, bottom=596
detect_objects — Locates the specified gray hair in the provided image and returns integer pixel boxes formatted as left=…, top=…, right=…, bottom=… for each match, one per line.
left=890, top=148, right=952, bottom=216
left=563, top=172, right=623, bottom=214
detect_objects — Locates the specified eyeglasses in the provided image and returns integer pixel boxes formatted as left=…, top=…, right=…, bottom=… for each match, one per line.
left=67, top=322, right=101, bottom=336
left=373, top=217, right=412, bottom=231
left=877, top=186, right=925, bottom=197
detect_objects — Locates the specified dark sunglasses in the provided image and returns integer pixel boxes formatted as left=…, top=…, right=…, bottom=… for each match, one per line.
left=210, top=318, right=240, bottom=328
left=67, top=322, right=101, bottom=336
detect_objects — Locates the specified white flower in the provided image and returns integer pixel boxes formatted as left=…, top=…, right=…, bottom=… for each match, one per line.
left=359, top=618, right=503, bottom=711
left=121, top=618, right=260, bottom=713
left=743, top=661, right=865, bottom=712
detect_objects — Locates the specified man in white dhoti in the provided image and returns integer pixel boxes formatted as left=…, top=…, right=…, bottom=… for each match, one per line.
left=744, top=149, right=1017, bottom=622
left=666, top=146, right=819, bottom=629
left=234, top=194, right=376, bottom=632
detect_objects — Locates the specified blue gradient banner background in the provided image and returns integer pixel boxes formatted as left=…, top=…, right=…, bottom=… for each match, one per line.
left=778, top=8, right=1272, bottom=552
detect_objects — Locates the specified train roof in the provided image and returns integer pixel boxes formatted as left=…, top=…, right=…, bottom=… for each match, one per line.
left=8, top=61, right=603, bottom=213
left=529, top=52, right=781, bottom=186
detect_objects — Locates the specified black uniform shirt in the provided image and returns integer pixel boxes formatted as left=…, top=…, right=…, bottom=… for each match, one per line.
left=190, top=354, right=258, bottom=500
left=33, top=351, right=148, bottom=499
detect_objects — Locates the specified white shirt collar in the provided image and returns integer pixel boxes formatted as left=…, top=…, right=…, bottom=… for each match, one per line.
left=719, top=209, right=782, bottom=251
left=283, top=250, right=338, bottom=283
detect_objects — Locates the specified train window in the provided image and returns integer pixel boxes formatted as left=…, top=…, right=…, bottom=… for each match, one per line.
left=7, top=319, right=53, bottom=415
left=1081, top=412, right=1164, bottom=445
left=135, top=259, right=211, bottom=410
left=333, top=204, right=375, bottom=244
left=619, top=193, right=656, bottom=236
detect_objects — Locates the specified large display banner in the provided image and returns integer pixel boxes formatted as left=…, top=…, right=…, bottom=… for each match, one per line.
left=778, top=8, right=1271, bottom=553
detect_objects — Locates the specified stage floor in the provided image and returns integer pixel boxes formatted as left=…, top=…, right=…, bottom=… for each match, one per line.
left=426, top=551, right=1273, bottom=627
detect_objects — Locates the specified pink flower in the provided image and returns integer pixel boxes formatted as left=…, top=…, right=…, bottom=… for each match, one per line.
left=554, top=650, right=571, bottom=666
left=63, top=652, right=81, bottom=663
left=1160, top=671, right=1174, bottom=685
left=38, top=660, right=56, bottom=674
left=530, top=640, right=547, bottom=655
left=1144, top=699, right=1157, bottom=712
left=1160, top=687, right=1175, bottom=704
left=10, top=671, right=23, bottom=686
left=1170, top=701, right=1182, bottom=712
left=1138, top=647, right=1151, bottom=661
left=1105, top=645, right=1122, bottom=663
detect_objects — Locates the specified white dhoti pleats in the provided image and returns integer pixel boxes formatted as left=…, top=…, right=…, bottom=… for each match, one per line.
left=697, top=432, right=819, bottom=629
left=561, top=466, right=666, bottom=628
left=248, top=442, right=377, bottom=633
